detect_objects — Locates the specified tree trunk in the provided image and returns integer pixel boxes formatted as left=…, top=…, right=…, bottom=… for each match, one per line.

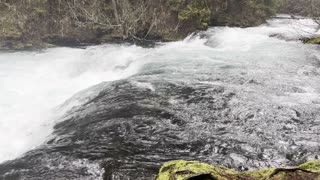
left=112, top=0, right=120, bottom=24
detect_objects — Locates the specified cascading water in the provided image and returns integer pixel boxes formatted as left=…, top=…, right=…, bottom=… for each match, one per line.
left=0, top=46, right=147, bottom=163
left=0, top=15, right=320, bottom=179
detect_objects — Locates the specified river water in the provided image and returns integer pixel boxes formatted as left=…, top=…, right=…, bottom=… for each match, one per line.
left=0, top=15, right=320, bottom=179
left=0, top=46, right=149, bottom=162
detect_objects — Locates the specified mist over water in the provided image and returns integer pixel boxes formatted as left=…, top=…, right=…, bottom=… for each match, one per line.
left=0, top=15, right=320, bottom=164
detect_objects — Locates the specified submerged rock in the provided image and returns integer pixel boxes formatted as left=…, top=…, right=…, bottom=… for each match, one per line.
left=156, top=160, right=320, bottom=180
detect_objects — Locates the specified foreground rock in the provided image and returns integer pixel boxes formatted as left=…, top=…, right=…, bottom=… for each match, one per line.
left=156, top=160, right=320, bottom=180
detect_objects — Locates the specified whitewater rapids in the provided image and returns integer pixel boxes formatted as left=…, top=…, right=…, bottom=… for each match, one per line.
left=0, top=15, right=319, bottom=179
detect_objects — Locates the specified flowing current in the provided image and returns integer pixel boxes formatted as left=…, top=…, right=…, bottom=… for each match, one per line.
left=0, top=15, right=320, bottom=166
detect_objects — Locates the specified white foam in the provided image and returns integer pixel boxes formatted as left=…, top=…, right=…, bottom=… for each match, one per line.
left=0, top=45, right=146, bottom=162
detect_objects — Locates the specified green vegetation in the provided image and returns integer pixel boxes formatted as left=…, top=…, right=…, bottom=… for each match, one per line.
left=156, top=160, right=320, bottom=180
left=0, top=22, right=22, bottom=38
left=167, top=0, right=211, bottom=29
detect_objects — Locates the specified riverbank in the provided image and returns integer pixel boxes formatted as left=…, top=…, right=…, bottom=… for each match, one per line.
left=0, top=0, right=279, bottom=50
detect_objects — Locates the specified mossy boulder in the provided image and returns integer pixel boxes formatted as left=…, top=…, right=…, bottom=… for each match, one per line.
left=156, top=160, right=320, bottom=180
left=306, top=37, right=320, bottom=44
left=156, top=160, right=238, bottom=180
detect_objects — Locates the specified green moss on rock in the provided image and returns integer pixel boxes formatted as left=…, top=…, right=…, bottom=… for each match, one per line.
left=306, top=37, right=320, bottom=44
left=156, top=160, right=237, bottom=180
left=156, top=160, right=320, bottom=180
left=298, top=161, right=320, bottom=173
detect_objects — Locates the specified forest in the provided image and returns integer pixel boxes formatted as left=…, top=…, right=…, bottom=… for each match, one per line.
left=1, top=0, right=316, bottom=49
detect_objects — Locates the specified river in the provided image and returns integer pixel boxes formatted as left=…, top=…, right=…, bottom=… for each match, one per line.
left=0, top=15, right=319, bottom=179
